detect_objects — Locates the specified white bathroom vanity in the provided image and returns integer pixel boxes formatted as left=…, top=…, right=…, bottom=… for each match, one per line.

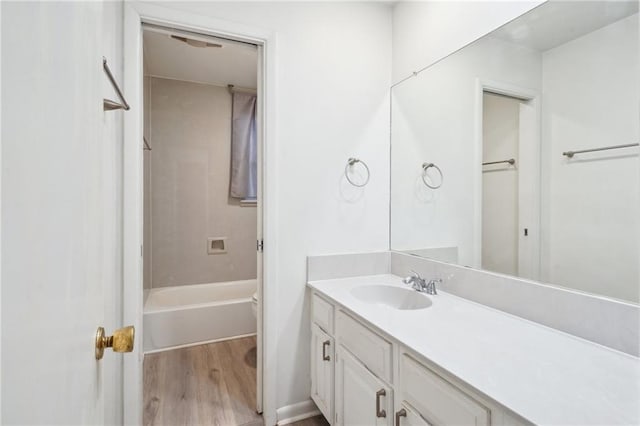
left=308, top=274, right=639, bottom=426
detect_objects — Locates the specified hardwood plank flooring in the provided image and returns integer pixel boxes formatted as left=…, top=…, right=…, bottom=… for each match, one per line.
left=144, top=336, right=330, bottom=426
left=144, top=336, right=261, bottom=426
left=289, top=416, right=330, bottom=426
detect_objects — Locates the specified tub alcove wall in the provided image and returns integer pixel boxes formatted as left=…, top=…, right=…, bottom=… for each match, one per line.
left=142, top=53, right=258, bottom=353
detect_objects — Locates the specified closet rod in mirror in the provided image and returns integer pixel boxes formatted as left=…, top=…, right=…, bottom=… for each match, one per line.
left=482, top=158, right=515, bottom=166
left=563, top=143, right=638, bottom=158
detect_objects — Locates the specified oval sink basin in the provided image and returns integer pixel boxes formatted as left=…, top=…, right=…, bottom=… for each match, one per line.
left=350, top=285, right=432, bottom=310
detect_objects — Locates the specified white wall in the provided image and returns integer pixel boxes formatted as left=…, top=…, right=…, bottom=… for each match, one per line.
left=390, top=36, right=542, bottom=267
left=149, top=1, right=392, bottom=412
left=392, top=1, right=544, bottom=83
left=390, top=0, right=544, bottom=267
left=148, top=77, right=257, bottom=288
left=541, top=14, right=639, bottom=302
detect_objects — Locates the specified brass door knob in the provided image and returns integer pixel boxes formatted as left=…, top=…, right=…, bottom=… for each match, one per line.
left=95, top=325, right=135, bottom=360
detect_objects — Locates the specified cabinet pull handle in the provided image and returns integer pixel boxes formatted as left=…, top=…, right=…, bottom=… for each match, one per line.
left=375, top=389, right=387, bottom=418
left=395, top=408, right=407, bottom=426
left=322, top=340, right=331, bottom=361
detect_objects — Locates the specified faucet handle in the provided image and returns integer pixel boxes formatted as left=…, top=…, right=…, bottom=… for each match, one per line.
left=426, top=278, right=441, bottom=295
left=402, top=270, right=420, bottom=285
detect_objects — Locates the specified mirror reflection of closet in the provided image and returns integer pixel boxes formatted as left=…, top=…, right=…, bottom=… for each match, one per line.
left=482, top=92, right=521, bottom=277
left=390, top=1, right=639, bottom=303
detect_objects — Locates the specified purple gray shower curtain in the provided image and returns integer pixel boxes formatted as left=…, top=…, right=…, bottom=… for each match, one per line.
left=230, top=92, right=257, bottom=199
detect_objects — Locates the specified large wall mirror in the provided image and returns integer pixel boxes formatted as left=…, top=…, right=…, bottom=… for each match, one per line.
left=390, top=1, right=639, bottom=303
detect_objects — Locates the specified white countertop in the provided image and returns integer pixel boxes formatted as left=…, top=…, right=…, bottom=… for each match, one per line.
left=308, top=274, right=640, bottom=425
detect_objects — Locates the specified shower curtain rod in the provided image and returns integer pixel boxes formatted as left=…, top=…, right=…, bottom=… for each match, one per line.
left=227, top=84, right=257, bottom=95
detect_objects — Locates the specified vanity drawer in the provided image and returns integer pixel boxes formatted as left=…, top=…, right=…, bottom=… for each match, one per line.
left=400, top=354, right=490, bottom=426
left=336, top=310, right=392, bottom=383
left=312, top=293, right=334, bottom=334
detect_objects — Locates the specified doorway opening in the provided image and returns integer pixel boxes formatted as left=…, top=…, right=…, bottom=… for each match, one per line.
left=477, top=83, right=540, bottom=280
left=140, top=23, right=263, bottom=425
left=481, top=92, right=523, bottom=276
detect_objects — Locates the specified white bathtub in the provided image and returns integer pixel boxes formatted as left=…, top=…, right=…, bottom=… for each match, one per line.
left=143, top=279, right=257, bottom=353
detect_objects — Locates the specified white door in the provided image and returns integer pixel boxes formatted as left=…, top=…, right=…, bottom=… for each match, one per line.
left=311, top=324, right=334, bottom=422
left=335, top=346, right=392, bottom=426
left=1, top=2, right=123, bottom=423
left=122, top=4, right=145, bottom=424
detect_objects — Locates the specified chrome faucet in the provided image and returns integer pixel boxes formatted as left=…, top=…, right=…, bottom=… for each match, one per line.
left=403, top=270, right=425, bottom=291
left=424, top=278, right=441, bottom=295
left=403, top=270, right=441, bottom=295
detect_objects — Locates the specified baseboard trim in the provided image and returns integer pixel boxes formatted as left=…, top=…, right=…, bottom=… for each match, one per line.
left=143, top=333, right=257, bottom=355
left=276, top=399, right=321, bottom=425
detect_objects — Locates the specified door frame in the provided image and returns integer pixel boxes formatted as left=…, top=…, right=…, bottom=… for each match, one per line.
left=122, top=3, right=278, bottom=425
left=473, top=78, right=540, bottom=278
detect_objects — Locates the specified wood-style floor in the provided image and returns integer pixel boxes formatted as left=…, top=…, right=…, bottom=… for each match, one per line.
left=143, top=336, right=329, bottom=426
left=288, top=416, right=329, bottom=426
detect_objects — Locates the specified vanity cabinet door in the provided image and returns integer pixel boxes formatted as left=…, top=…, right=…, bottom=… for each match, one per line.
left=395, top=402, right=432, bottom=426
left=399, top=354, right=490, bottom=426
left=311, top=324, right=334, bottom=423
left=335, top=345, right=393, bottom=426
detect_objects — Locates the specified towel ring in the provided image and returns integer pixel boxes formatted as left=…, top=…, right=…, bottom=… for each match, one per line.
left=345, top=158, right=370, bottom=187
left=421, top=162, right=443, bottom=189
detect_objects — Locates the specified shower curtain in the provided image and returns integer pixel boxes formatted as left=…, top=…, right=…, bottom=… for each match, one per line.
left=230, top=92, right=257, bottom=199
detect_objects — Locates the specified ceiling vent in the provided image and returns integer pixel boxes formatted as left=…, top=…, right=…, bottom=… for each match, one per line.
left=170, top=35, right=223, bottom=49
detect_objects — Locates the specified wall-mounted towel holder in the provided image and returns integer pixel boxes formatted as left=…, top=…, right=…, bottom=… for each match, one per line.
left=421, top=162, right=443, bottom=189
left=344, top=158, right=370, bottom=187
left=103, top=57, right=130, bottom=111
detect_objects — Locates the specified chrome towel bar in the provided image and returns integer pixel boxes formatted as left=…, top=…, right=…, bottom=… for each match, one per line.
left=103, top=57, right=130, bottom=111
left=563, top=143, right=638, bottom=158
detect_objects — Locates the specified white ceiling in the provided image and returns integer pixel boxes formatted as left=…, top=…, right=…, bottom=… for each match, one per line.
left=143, top=28, right=258, bottom=89
left=491, top=1, right=638, bottom=52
